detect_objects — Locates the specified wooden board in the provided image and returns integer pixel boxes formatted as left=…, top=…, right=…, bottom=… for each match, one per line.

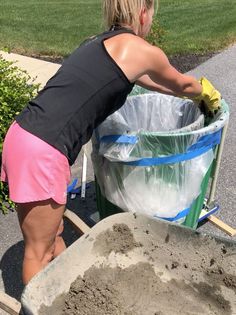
left=0, top=291, right=21, bottom=315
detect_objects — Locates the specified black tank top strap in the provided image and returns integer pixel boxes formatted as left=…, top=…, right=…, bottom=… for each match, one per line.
left=109, top=24, right=135, bottom=32
left=98, top=25, right=136, bottom=41
left=79, top=26, right=136, bottom=48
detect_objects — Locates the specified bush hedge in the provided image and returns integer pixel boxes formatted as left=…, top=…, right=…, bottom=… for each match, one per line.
left=0, top=55, right=39, bottom=213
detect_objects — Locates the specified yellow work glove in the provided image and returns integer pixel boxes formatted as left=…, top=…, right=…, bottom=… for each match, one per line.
left=194, top=77, right=221, bottom=116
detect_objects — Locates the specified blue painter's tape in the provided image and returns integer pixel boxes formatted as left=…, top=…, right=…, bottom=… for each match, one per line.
left=117, top=129, right=222, bottom=166
left=67, top=178, right=78, bottom=193
left=155, top=207, right=190, bottom=222
left=188, top=129, right=222, bottom=152
left=100, top=135, right=138, bottom=144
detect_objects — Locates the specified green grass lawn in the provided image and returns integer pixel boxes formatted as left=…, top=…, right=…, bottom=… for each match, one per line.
left=159, top=0, right=236, bottom=55
left=0, top=0, right=236, bottom=58
left=0, top=0, right=103, bottom=58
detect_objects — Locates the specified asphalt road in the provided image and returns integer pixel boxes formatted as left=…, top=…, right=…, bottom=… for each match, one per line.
left=187, top=44, right=236, bottom=237
left=0, top=44, right=235, bottom=313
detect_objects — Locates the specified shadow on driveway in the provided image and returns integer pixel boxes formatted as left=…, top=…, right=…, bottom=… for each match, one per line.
left=0, top=241, right=24, bottom=301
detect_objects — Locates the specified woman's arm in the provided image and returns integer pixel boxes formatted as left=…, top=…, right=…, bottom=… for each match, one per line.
left=136, top=74, right=183, bottom=96
left=143, top=44, right=202, bottom=97
left=104, top=34, right=202, bottom=97
left=104, top=33, right=219, bottom=111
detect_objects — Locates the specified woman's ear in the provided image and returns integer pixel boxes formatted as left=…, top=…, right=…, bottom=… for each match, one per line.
left=139, top=7, right=147, bottom=25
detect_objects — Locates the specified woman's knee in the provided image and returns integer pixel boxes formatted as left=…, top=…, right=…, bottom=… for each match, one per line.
left=56, top=219, right=64, bottom=236
left=17, top=200, right=65, bottom=266
left=24, top=240, right=56, bottom=265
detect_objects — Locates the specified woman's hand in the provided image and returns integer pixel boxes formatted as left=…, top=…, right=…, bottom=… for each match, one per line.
left=193, top=77, right=221, bottom=115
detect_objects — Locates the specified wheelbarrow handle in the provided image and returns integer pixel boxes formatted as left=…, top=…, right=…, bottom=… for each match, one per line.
left=64, top=209, right=90, bottom=234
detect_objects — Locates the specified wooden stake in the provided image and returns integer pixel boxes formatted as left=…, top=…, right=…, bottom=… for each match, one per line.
left=208, top=215, right=236, bottom=237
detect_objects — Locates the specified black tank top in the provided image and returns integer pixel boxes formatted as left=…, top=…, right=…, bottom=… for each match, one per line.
left=16, top=27, right=135, bottom=165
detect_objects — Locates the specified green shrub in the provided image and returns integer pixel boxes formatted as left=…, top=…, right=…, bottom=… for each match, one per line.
left=147, top=17, right=167, bottom=49
left=0, top=55, right=39, bottom=213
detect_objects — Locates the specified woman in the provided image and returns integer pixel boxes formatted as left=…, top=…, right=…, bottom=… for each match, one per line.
left=0, top=0, right=220, bottom=284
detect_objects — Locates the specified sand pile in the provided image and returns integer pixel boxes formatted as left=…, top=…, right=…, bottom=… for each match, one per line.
left=61, top=224, right=236, bottom=315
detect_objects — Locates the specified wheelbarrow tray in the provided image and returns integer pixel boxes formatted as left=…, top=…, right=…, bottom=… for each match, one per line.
left=21, top=212, right=236, bottom=315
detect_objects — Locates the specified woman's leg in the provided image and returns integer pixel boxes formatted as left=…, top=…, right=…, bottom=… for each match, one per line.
left=17, top=199, right=66, bottom=285
left=53, top=219, right=66, bottom=258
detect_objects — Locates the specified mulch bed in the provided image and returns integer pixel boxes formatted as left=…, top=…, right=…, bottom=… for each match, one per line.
left=35, top=52, right=217, bottom=73
left=169, top=52, right=217, bottom=73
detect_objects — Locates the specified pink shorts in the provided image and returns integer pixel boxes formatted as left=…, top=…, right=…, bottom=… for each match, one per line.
left=1, top=122, right=71, bottom=204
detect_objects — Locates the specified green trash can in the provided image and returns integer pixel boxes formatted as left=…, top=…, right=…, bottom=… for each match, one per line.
left=92, top=91, right=229, bottom=228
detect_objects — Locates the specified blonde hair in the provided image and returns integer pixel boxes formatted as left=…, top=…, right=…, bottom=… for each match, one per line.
left=103, top=0, right=157, bottom=30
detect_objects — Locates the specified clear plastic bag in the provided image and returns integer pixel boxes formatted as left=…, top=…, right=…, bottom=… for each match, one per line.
left=92, top=93, right=229, bottom=220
